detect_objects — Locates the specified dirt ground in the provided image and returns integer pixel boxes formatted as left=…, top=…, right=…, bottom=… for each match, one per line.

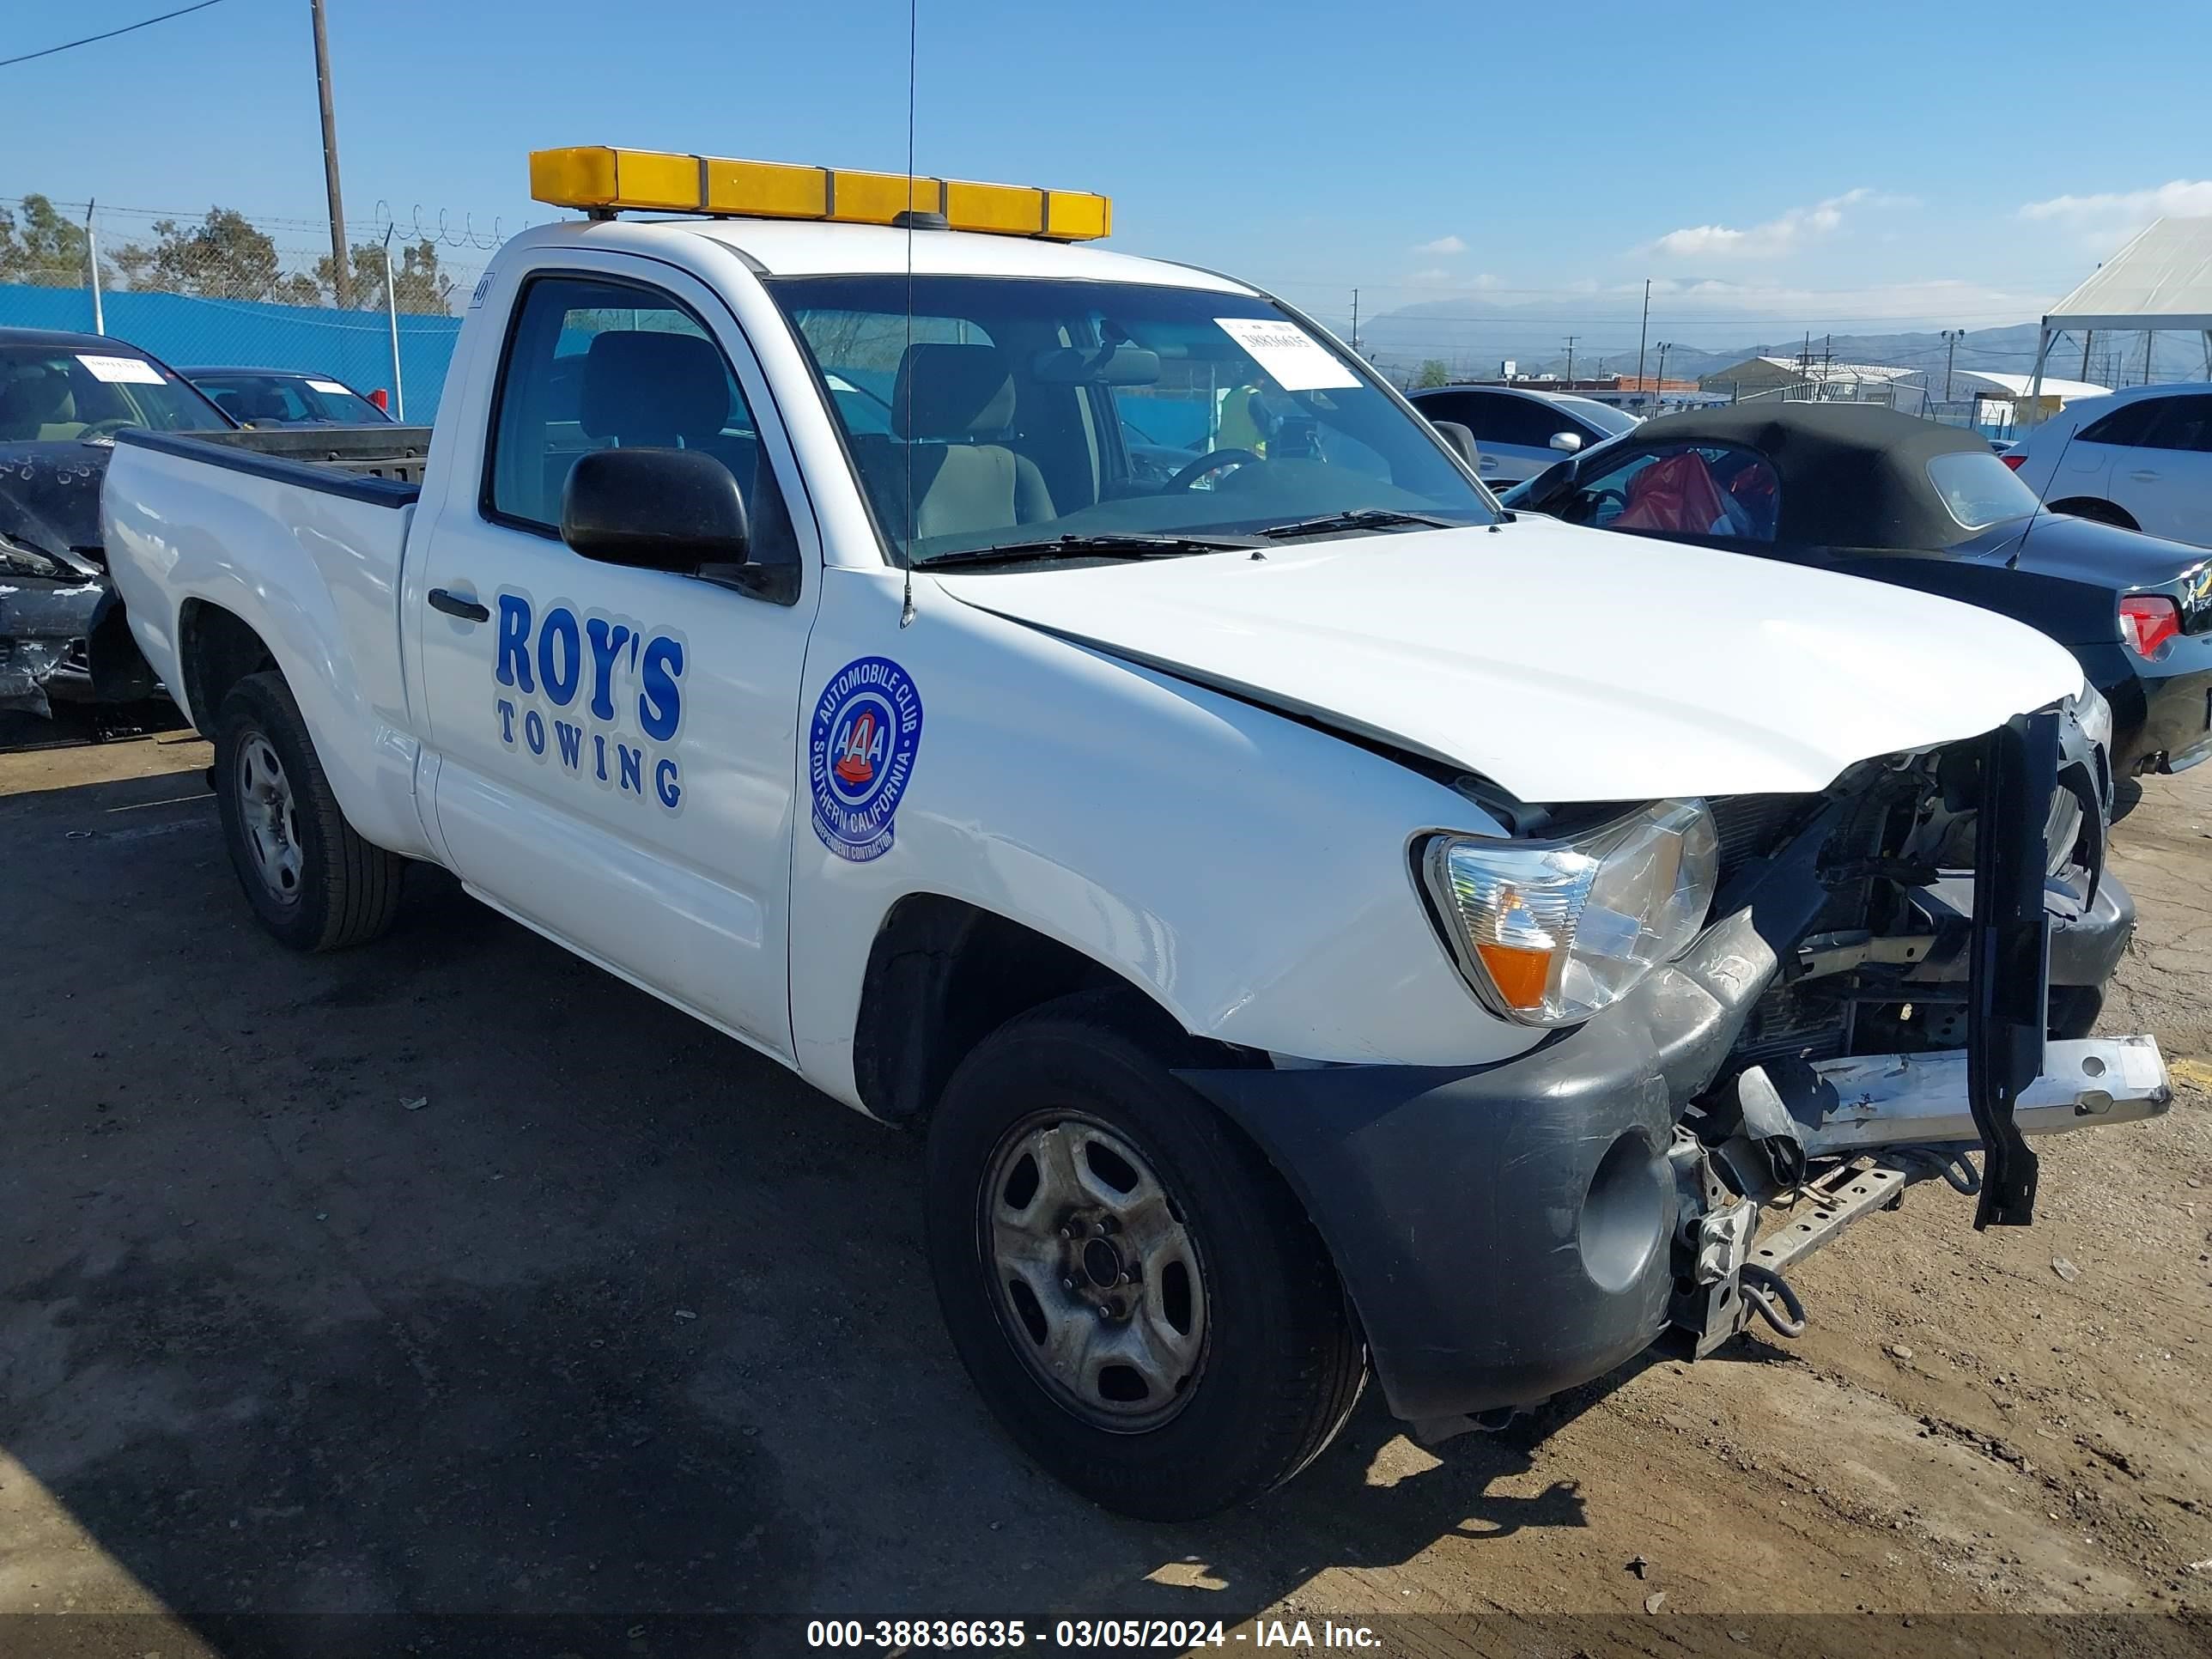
left=2, top=718, right=2208, bottom=1657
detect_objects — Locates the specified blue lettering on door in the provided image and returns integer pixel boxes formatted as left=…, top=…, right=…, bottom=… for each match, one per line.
left=486, top=588, right=687, bottom=814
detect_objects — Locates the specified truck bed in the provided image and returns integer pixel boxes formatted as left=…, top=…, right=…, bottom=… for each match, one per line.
left=117, top=424, right=434, bottom=497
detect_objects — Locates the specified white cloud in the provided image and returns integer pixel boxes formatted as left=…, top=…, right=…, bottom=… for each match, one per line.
left=1402, top=268, right=1506, bottom=290
left=1413, top=234, right=1468, bottom=256
left=2019, top=179, right=2212, bottom=248
left=1647, top=188, right=1891, bottom=260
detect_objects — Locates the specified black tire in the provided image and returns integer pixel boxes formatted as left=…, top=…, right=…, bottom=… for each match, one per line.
left=212, top=671, right=404, bottom=952
left=925, top=990, right=1365, bottom=1520
left=2050, top=497, right=2138, bottom=532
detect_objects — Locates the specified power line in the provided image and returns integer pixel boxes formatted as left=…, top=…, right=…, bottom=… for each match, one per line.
left=0, top=0, right=227, bottom=70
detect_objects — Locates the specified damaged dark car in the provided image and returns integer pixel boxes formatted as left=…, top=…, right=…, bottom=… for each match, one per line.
left=0, top=327, right=234, bottom=720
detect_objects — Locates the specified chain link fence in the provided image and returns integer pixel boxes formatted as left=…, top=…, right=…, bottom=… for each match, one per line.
left=0, top=196, right=495, bottom=422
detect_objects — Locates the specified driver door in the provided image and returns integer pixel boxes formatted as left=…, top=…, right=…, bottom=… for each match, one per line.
left=411, top=258, right=820, bottom=1058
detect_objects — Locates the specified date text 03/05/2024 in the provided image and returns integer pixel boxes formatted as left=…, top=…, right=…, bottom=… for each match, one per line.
left=803, top=1618, right=1380, bottom=1649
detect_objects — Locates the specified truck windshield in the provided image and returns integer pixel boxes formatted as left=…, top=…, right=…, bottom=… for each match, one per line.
left=0, top=344, right=230, bottom=441
left=767, top=274, right=1494, bottom=566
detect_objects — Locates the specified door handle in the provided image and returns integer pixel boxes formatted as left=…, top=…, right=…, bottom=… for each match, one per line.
left=2129, top=470, right=2160, bottom=483
left=428, top=587, right=490, bottom=623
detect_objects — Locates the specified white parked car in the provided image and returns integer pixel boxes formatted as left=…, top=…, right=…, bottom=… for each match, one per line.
left=1407, top=383, right=1638, bottom=488
left=2006, top=381, right=2212, bottom=545
left=99, top=145, right=2168, bottom=1521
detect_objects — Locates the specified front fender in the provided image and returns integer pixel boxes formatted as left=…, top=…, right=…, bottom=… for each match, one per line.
left=786, top=570, right=1534, bottom=1105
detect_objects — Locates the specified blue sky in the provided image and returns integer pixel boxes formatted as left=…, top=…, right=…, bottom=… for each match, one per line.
left=5, top=0, right=2209, bottom=343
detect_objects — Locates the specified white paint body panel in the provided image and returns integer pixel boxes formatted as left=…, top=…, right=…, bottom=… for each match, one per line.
left=98, top=216, right=2093, bottom=1109
left=102, top=445, right=438, bottom=861
left=938, top=518, right=2085, bottom=801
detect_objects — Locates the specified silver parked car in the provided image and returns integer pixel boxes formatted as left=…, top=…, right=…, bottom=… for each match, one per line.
left=1407, top=384, right=1639, bottom=488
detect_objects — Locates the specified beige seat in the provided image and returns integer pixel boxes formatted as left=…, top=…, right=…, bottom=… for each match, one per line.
left=0, top=368, right=81, bottom=441
left=862, top=343, right=1054, bottom=544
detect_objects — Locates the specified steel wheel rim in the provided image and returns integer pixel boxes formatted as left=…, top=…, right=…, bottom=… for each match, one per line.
left=235, top=733, right=303, bottom=905
left=979, top=1110, right=1209, bottom=1432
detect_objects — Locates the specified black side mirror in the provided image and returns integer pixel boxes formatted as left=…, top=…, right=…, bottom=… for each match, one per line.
left=561, top=447, right=749, bottom=574
left=1431, top=420, right=1480, bottom=470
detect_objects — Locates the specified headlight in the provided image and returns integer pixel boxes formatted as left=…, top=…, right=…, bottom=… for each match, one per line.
left=2073, top=680, right=2112, bottom=752
left=1420, top=799, right=1718, bottom=1028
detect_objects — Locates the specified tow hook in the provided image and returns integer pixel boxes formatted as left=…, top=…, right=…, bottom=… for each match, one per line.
left=1738, top=1264, right=1806, bottom=1338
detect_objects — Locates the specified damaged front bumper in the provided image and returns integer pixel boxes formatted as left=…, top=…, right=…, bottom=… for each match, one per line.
left=1178, top=707, right=2168, bottom=1436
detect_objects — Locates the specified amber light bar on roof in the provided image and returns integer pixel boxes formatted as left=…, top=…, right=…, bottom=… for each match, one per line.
left=528, top=147, right=1112, bottom=242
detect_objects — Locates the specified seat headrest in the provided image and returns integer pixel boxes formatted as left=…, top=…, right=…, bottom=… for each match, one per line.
left=894, top=343, right=1016, bottom=441
left=580, top=330, right=731, bottom=446
left=0, top=368, right=75, bottom=428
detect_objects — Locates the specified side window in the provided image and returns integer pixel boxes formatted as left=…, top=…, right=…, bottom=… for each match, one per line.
left=1412, top=392, right=1477, bottom=428
left=487, top=274, right=764, bottom=536
left=1497, top=397, right=1578, bottom=449
left=2076, top=398, right=2162, bottom=448
left=1559, top=443, right=1780, bottom=541
left=2139, top=394, right=2212, bottom=453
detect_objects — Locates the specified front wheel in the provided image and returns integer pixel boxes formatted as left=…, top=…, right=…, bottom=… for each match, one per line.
left=925, top=991, right=1365, bottom=1520
left=212, top=671, right=404, bottom=951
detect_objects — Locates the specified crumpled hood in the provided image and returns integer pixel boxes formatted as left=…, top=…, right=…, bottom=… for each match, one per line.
left=0, top=441, right=112, bottom=574
left=934, top=516, right=2086, bottom=803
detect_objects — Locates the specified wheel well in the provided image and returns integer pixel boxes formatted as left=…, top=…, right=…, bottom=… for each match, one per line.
left=2049, top=496, right=2138, bottom=532
left=852, top=896, right=1212, bottom=1123
left=177, top=600, right=278, bottom=732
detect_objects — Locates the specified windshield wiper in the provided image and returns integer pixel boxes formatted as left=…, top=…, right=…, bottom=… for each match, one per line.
left=911, top=532, right=1258, bottom=570
left=1255, top=507, right=1457, bottom=541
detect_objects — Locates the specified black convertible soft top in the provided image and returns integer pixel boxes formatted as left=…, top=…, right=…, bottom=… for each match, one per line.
left=1627, top=402, right=2001, bottom=550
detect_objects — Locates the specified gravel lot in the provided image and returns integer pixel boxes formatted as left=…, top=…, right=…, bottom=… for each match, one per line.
left=3, top=720, right=2208, bottom=1656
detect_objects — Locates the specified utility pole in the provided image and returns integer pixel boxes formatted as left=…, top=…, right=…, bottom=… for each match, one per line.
left=2079, top=330, right=2094, bottom=380
left=1655, top=341, right=1672, bottom=408
left=312, top=0, right=351, bottom=307
left=381, top=226, right=404, bottom=419
left=1564, top=335, right=1577, bottom=383
left=1350, top=288, right=1359, bottom=356
left=84, top=199, right=103, bottom=336
left=2143, top=330, right=2155, bottom=386
left=1634, top=278, right=1651, bottom=410
left=1941, top=328, right=1963, bottom=401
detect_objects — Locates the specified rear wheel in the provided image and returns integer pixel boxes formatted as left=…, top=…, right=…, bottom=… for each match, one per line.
left=925, top=991, right=1364, bottom=1520
left=212, top=672, right=404, bottom=951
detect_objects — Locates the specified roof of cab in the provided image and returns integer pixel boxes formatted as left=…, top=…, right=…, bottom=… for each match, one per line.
left=507, top=216, right=1259, bottom=292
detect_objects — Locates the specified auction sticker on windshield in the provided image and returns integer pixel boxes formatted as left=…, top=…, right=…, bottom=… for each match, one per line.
left=307, top=379, right=353, bottom=395
left=76, top=355, right=167, bottom=386
left=1213, top=317, right=1358, bottom=392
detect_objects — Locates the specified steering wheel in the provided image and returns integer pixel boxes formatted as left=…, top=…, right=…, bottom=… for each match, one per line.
left=1582, top=487, right=1628, bottom=518
left=1164, top=448, right=1260, bottom=492
left=74, top=418, right=139, bottom=441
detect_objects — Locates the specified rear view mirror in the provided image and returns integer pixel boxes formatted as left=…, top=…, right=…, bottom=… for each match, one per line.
left=1431, top=420, right=1480, bottom=469
left=1031, top=345, right=1163, bottom=386
left=1549, top=431, right=1584, bottom=453
left=561, top=447, right=749, bottom=574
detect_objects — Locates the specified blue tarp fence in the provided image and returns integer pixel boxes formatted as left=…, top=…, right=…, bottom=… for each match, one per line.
left=0, top=281, right=465, bottom=422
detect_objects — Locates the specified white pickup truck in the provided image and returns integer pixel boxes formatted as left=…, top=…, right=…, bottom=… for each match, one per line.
left=104, top=148, right=2170, bottom=1522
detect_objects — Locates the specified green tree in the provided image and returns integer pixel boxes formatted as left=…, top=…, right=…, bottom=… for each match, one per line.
left=111, top=207, right=283, bottom=299
left=313, top=238, right=454, bottom=314
left=1413, top=359, right=1451, bottom=390
left=0, top=194, right=96, bottom=288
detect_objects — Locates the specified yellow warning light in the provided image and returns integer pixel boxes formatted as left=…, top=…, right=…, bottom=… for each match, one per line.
left=528, top=147, right=1112, bottom=242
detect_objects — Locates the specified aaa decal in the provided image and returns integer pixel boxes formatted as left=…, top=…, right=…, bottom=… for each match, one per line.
left=808, top=656, right=923, bottom=862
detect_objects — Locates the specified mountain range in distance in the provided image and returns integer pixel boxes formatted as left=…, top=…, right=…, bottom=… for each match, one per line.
left=1327, top=301, right=2208, bottom=387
